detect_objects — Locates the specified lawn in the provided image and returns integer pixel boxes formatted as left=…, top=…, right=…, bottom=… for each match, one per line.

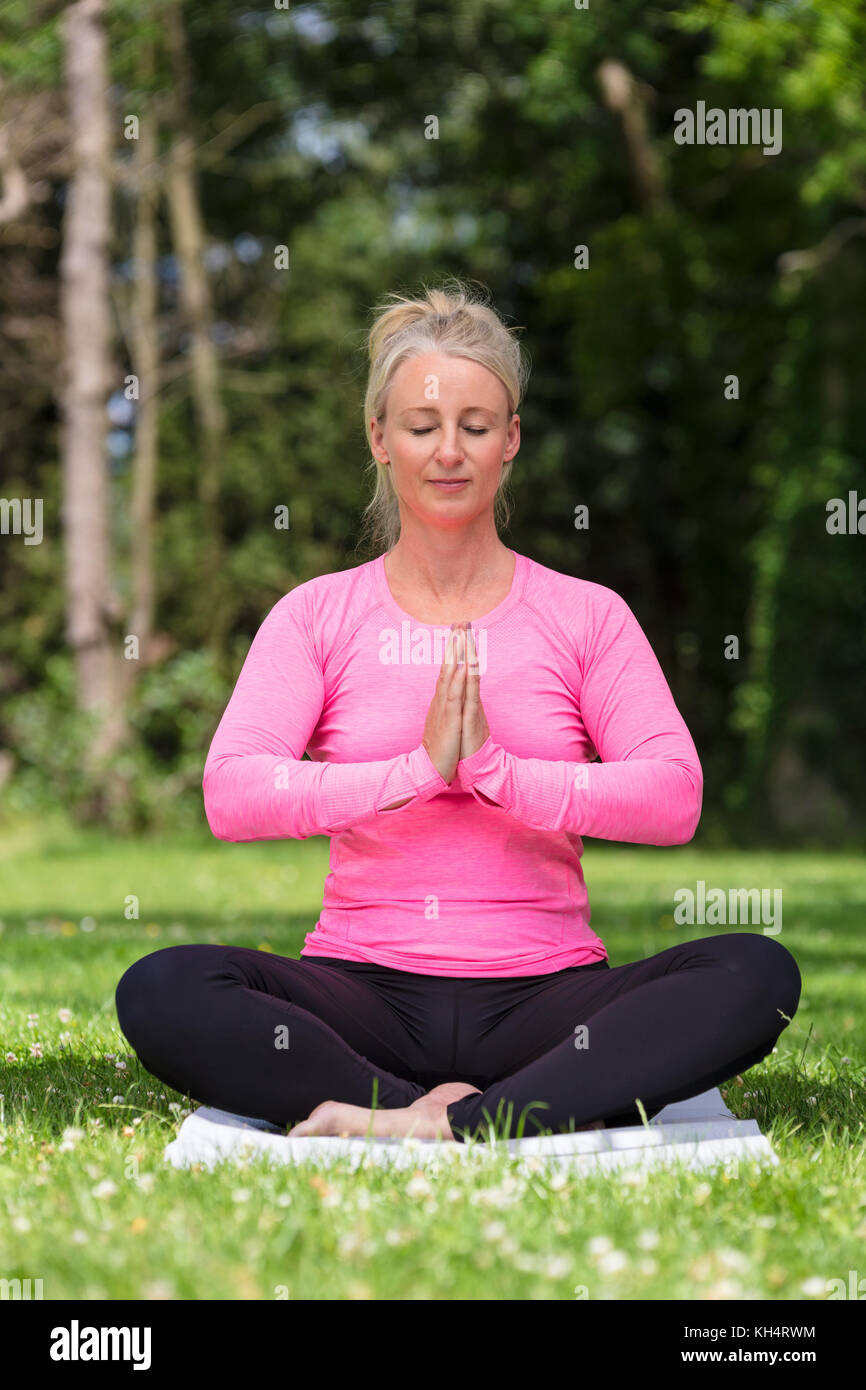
left=0, top=811, right=863, bottom=1301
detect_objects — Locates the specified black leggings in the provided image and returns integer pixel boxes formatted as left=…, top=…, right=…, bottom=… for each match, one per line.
left=115, top=931, right=801, bottom=1143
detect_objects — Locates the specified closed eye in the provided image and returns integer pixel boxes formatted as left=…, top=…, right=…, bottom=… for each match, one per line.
left=409, top=426, right=489, bottom=435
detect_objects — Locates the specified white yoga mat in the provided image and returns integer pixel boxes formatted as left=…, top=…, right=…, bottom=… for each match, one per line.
left=164, top=1087, right=778, bottom=1176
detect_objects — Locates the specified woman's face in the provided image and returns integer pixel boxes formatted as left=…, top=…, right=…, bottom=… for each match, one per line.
left=370, top=351, right=520, bottom=531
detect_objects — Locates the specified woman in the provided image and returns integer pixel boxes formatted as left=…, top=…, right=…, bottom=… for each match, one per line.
left=115, top=280, right=801, bottom=1145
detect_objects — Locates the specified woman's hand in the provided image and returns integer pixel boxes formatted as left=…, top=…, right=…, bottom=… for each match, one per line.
left=383, top=623, right=491, bottom=810
left=420, top=625, right=468, bottom=784
left=459, top=621, right=490, bottom=759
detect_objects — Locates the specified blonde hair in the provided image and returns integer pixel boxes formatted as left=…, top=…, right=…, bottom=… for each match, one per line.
left=355, top=277, right=530, bottom=558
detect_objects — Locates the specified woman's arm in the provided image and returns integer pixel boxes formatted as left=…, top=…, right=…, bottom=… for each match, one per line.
left=202, top=589, right=447, bottom=841
left=457, top=586, right=702, bottom=845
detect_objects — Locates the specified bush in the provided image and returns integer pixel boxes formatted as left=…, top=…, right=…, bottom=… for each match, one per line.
left=3, top=649, right=232, bottom=834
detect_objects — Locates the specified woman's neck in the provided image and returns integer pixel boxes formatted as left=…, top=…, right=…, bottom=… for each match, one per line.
left=385, top=535, right=514, bottom=605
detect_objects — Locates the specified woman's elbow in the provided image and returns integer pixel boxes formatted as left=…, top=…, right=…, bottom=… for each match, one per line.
left=676, top=764, right=703, bottom=843
left=202, top=768, right=239, bottom=842
left=652, top=763, right=702, bottom=845
left=203, top=798, right=236, bottom=842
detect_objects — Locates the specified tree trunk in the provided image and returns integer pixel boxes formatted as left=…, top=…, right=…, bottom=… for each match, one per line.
left=597, top=60, right=668, bottom=212
left=59, top=0, right=126, bottom=771
left=122, top=66, right=161, bottom=699
left=164, top=0, right=227, bottom=660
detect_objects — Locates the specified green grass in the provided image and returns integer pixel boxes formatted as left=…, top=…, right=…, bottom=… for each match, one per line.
left=0, top=810, right=864, bottom=1300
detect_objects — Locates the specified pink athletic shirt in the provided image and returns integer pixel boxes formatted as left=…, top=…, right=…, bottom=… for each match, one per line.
left=202, top=549, right=703, bottom=977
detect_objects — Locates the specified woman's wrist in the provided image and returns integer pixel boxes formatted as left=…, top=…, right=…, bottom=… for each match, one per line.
left=459, top=732, right=495, bottom=766
left=456, top=734, right=497, bottom=791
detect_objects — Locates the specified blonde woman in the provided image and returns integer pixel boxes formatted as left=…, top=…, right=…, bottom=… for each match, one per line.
left=116, top=280, right=800, bottom=1144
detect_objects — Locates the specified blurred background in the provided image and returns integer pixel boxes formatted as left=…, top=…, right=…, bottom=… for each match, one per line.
left=0, top=0, right=864, bottom=845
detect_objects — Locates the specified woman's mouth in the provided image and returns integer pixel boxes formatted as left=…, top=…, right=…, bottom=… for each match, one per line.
left=429, top=479, right=469, bottom=490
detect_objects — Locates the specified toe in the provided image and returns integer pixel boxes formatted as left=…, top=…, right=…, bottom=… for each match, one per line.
left=288, top=1099, right=337, bottom=1136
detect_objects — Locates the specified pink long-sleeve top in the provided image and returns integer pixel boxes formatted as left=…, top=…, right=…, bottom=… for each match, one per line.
left=202, top=549, right=703, bottom=977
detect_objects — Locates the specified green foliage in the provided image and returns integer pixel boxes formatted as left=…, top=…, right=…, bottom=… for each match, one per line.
left=1, top=0, right=865, bottom=840
left=5, top=649, right=231, bottom=834
left=0, top=1, right=63, bottom=87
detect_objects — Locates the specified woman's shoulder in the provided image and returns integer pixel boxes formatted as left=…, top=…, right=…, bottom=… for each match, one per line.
left=520, top=551, right=632, bottom=617
left=259, top=557, right=380, bottom=653
left=270, top=555, right=377, bottom=611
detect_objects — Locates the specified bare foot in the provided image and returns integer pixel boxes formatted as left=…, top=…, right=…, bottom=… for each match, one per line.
left=406, top=1082, right=483, bottom=1138
left=287, top=1087, right=606, bottom=1140
left=287, top=1082, right=482, bottom=1141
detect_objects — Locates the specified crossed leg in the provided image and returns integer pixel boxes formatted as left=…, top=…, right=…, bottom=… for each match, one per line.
left=285, top=934, right=800, bottom=1143
left=115, top=944, right=431, bottom=1130
left=115, top=933, right=801, bottom=1144
left=444, top=932, right=802, bottom=1142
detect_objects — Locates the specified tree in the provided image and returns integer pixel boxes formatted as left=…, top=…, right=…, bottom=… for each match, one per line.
left=59, top=0, right=126, bottom=779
